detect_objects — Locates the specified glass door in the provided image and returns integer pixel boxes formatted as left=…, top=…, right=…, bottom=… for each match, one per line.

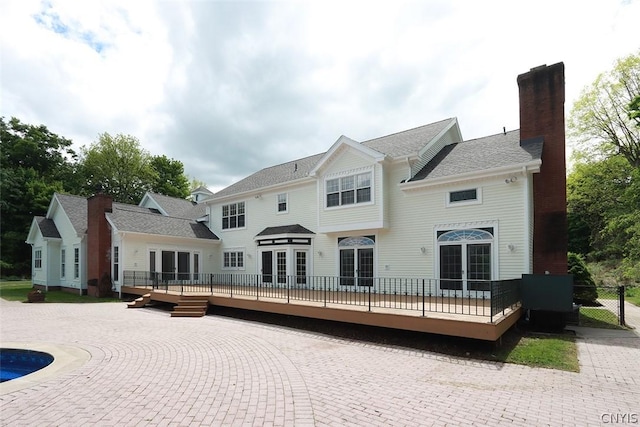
left=261, top=251, right=273, bottom=283
left=357, top=248, right=374, bottom=287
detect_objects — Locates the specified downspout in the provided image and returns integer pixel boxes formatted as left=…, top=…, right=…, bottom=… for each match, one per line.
left=523, top=166, right=532, bottom=273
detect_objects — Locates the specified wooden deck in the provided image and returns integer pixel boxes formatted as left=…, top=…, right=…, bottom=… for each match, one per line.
left=121, top=285, right=522, bottom=341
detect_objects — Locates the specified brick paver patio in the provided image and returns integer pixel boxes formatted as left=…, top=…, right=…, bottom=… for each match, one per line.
left=1, top=299, right=638, bottom=426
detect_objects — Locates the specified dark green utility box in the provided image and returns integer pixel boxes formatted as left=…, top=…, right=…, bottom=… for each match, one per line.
left=521, top=274, right=574, bottom=331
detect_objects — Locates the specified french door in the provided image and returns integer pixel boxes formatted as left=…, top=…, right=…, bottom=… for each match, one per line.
left=158, top=250, right=191, bottom=281
left=339, top=247, right=374, bottom=286
left=438, top=228, right=493, bottom=294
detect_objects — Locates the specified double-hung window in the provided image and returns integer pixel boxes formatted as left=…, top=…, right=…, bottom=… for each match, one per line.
left=326, top=172, right=372, bottom=208
left=222, top=202, right=245, bottom=229
left=34, top=249, right=42, bottom=269
left=74, top=247, right=80, bottom=279
left=61, top=248, right=66, bottom=278
left=277, top=193, right=288, bottom=213
left=113, top=246, right=119, bottom=282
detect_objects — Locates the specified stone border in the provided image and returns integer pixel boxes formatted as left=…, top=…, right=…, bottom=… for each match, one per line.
left=0, top=342, right=91, bottom=395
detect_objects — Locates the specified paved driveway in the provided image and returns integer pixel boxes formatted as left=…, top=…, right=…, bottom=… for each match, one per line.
left=1, top=300, right=638, bottom=426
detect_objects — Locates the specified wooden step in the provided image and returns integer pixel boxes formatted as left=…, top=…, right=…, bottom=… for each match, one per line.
left=172, top=305, right=207, bottom=311
left=171, top=310, right=207, bottom=317
left=127, top=293, right=151, bottom=308
left=170, top=298, right=209, bottom=318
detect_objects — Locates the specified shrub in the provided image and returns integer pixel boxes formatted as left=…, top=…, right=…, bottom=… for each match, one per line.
left=569, top=252, right=598, bottom=304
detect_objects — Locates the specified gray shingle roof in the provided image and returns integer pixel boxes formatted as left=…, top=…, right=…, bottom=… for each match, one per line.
left=213, top=118, right=458, bottom=199
left=35, top=216, right=61, bottom=239
left=256, top=224, right=315, bottom=237
left=54, top=193, right=88, bottom=235
left=361, top=118, right=456, bottom=157
left=146, top=192, right=205, bottom=219
left=213, top=153, right=325, bottom=199
left=53, top=192, right=215, bottom=240
left=106, top=205, right=218, bottom=240
left=410, top=130, right=543, bottom=181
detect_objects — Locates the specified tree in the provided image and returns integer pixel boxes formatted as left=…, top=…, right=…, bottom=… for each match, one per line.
left=189, top=177, right=208, bottom=193
left=0, top=117, right=78, bottom=276
left=567, top=155, right=640, bottom=282
left=150, top=155, right=190, bottom=199
left=568, top=51, right=640, bottom=167
left=80, top=133, right=157, bottom=204
left=568, top=253, right=598, bottom=305
left=630, top=95, right=640, bottom=126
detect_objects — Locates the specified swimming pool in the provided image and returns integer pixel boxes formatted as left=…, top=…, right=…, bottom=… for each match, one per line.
left=0, top=348, right=54, bottom=382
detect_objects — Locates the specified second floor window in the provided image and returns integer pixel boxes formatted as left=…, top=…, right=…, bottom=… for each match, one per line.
left=277, top=193, right=288, bottom=213
left=222, top=202, right=245, bottom=229
left=326, top=172, right=372, bottom=208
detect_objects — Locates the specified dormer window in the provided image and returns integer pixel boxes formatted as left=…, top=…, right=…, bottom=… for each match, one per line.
left=326, top=172, right=372, bottom=208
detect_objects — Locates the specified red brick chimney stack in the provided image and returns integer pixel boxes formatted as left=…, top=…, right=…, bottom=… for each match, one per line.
left=87, top=192, right=113, bottom=287
left=517, top=63, right=567, bottom=275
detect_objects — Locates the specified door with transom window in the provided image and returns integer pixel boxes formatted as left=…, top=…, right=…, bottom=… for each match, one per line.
left=338, top=236, right=374, bottom=286
left=438, top=229, right=493, bottom=294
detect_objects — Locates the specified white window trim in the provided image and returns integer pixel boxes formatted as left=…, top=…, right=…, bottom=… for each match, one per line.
left=73, top=246, right=80, bottom=280
left=113, top=245, right=120, bottom=283
left=434, top=221, right=499, bottom=288
left=324, top=167, right=374, bottom=210
left=276, top=193, right=288, bottom=214
left=34, top=248, right=42, bottom=270
left=60, top=247, right=66, bottom=279
left=446, top=187, right=482, bottom=208
left=222, top=248, right=246, bottom=271
left=222, top=201, right=247, bottom=230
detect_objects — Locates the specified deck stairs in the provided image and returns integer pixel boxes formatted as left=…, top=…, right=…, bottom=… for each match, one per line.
left=171, top=295, right=209, bottom=318
left=127, top=293, right=151, bottom=308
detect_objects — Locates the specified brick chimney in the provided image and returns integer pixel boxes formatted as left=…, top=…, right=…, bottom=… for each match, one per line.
left=87, top=193, right=113, bottom=289
left=517, top=63, right=567, bottom=274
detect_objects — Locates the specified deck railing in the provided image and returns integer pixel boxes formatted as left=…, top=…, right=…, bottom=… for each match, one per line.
left=122, top=271, right=521, bottom=321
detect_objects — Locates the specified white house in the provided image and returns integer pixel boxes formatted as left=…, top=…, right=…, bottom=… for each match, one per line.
left=27, top=63, right=567, bottom=297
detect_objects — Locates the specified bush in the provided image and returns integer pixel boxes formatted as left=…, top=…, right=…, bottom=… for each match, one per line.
left=569, top=252, right=598, bottom=304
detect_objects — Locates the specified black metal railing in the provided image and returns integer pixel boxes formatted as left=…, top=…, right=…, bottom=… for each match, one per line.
left=122, top=271, right=521, bottom=319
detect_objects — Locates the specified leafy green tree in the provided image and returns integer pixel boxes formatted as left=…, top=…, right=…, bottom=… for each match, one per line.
left=568, top=252, right=598, bottom=305
left=568, top=51, right=640, bottom=167
left=567, top=155, right=640, bottom=282
left=189, top=177, right=208, bottom=193
left=630, top=95, right=640, bottom=126
left=80, top=133, right=156, bottom=204
left=150, top=155, right=190, bottom=199
left=567, top=155, right=635, bottom=258
left=0, top=117, right=78, bottom=276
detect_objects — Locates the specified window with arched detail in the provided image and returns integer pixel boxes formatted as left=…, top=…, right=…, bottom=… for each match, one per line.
left=437, top=228, right=493, bottom=292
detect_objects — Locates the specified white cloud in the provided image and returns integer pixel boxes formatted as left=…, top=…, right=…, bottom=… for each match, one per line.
left=1, top=0, right=639, bottom=192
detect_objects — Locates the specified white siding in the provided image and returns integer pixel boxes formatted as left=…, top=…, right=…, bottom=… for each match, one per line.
left=317, top=148, right=384, bottom=232
left=379, top=167, right=531, bottom=280
left=210, top=181, right=317, bottom=275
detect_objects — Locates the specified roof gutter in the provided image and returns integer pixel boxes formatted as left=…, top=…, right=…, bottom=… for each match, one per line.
left=398, top=160, right=542, bottom=191
left=204, top=175, right=315, bottom=204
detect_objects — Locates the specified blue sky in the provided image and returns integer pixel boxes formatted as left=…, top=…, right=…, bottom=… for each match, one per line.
left=1, top=0, right=639, bottom=191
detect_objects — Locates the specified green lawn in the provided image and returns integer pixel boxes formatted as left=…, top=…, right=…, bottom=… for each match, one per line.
left=494, top=333, right=579, bottom=372
left=579, top=307, right=626, bottom=329
left=626, top=286, right=640, bottom=306
left=0, top=280, right=121, bottom=303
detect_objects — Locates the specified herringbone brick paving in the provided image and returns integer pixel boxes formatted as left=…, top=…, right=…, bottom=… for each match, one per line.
left=1, top=299, right=638, bottom=426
